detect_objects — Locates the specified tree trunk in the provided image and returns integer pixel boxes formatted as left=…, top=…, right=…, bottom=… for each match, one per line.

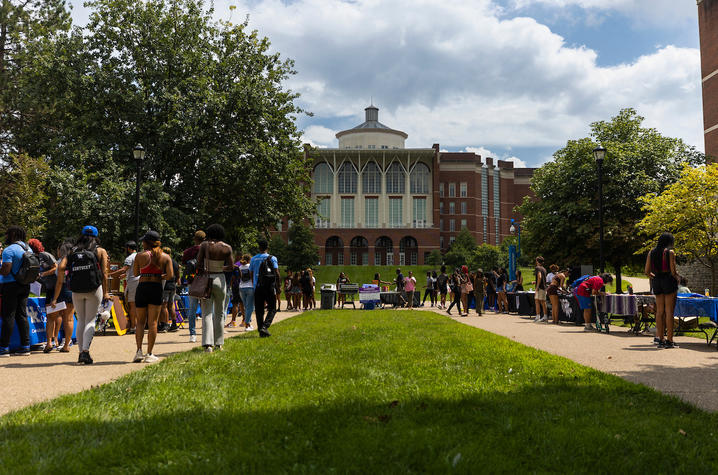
left=614, top=263, right=622, bottom=294
left=712, top=264, right=716, bottom=297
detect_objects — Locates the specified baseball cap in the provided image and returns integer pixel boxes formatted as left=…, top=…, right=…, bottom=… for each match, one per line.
left=82, top=226, right=98, bottom=237
left=141, top=230, right=160, bottom=243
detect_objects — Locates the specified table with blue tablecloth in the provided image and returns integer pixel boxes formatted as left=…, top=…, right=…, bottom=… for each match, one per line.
left=0, top=297, right=80, bottom=351
left=675, top=294, right=718, bottom=322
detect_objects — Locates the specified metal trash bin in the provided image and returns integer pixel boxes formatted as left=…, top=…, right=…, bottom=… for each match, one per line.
left=321, top=289, right=336, bottom=310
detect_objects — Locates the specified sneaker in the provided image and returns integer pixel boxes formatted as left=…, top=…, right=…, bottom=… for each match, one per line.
left=583, top=325, right=595, bottom=332
left=225, top=321, right=237, bottom=328
left=657, top=340, right=665, bottom=349
left=540, top=317, right=548, bottom=323
left=0, top=347, right=10, bottom=358
left=168, top=323, right=179, bottom=332
left=664, top=341, right=677, bottom=349
left=245, top=325, right=254, bottom=332
left=16, top=347, right=31, bottom=356
left=534, top=316, right=541, bottom=322
left=215, top=345, right=223, bottom=351
left=653, top=337, right=660, bottom=345
left=132, top=349, right=144, bottom=363
left=83, top=352, right=93, bottom=365
left=204, top=346, right=213, bottom=353
left=143, top=353, right=159, bottom=363
left=127, top=327, right=136, bottom=335
left=189, top=335, right=197, bottom=343
left=157, top=323, right=168, bottom=333
left=259, top=329, right=271, bottom=338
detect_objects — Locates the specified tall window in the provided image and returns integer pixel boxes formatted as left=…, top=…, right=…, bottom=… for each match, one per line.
left=389, top=197, right=403, bottom=227
left=413, top=197, right=426, bottom=227
left=440, top=202, right=444, bottom=214
left=439, top=182, right=444, bottom=197
left=440, top=236, right=445, bottom=249
left=385, top=162, right=405, bottom=194
left=461, top=219, right=467, bottom=229
left=461, top=202, right=467, bottom=214
left=449, top=202, right=455, bottom=215
left=448, top=182, right=456, bottom=197
left=365, top=198, right=378, bottom=228
left=440, top=219, right=444, bottom=231
left=449, top=219, right=455, bottom=232
left=449, top=236, right=455, bottom=245
left=337, top=162, right=357, bottom=194
left=341, top=198, right=354, bottom=228
left=316, top=198, right=330, bottom=228
left=313, top=163, right=333, bottom=194
left=362, top=162, right=381, bottom=194
left=410, top=163, right=430, bottom=194
left=460, top=182, right=467, bottom=197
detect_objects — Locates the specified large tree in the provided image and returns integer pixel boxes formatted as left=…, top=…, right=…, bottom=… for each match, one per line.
left=517, top=109, right=704, bottom=289
left=637, top=164, right=718, bottom=294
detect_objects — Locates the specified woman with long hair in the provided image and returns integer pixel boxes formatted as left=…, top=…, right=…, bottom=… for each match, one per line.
left=645, top=232, right=680, bottom=349
left=28, top=238, right=59, bottom=352
left=496, top=268, right=509, bottom=313
left=53, top=240, right=76, bottom=352
left=459, top=265, right=471, bottom=317
left=446, top=268, right=463, bottom=316
left=132, top=230, right=173, bottom=362
left=50, top=227, right=109, bottom=364
left=196, top=224, right=233, bottom=352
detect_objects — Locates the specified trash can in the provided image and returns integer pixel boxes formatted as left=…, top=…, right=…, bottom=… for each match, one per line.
left=321, top=289, right=336, bottom=310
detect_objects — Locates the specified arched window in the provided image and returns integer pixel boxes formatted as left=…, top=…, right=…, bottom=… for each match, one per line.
left=410, top=163, right=430, bottom=194
left=313, top=163, right=333, bottom=194
left=362, top=162, right=382, bottom=194
left=385, top=162, right=405, bottom=194
left=337, top=162, right=357, bottom=194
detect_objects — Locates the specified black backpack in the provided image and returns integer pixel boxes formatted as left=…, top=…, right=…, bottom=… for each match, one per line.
left=258, top=255, right=276, bottom=287
left=67, top=247, right=102, bottom=293
left=240, top=267, right=252, bottom=283
left=12, top=242, right=41, bottom=285
left=183, top=258, right=198, bottom=277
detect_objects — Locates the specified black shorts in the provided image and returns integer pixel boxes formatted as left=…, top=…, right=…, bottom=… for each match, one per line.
left=231, top=285, right=241, bottom=305
left=135, top=282, right=163, bottom=308
left=652, top=273, right=677, bottom=295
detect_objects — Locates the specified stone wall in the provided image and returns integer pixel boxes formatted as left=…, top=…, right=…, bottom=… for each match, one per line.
left=677, top=261, right=716, bottom=295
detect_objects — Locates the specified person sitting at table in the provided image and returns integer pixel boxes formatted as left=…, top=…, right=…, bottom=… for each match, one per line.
left=575, top=273, right=613, bottom=332
left=337, top=272, right=350, bottom=307
left=677, top=277, right=690, bottom=295
left=547, top=276, right=561, bottom=325
left=645, top=232, right=680, bottom=349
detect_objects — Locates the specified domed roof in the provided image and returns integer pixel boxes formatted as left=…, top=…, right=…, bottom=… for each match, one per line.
left=336, top=105, right=408, bottom=139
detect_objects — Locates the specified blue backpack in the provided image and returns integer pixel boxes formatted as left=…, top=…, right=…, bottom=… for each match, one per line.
left=570, top=275, right=591, bottom=296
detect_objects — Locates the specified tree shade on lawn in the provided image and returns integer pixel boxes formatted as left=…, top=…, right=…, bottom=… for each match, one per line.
left=1, top=311, right=717, bottom=472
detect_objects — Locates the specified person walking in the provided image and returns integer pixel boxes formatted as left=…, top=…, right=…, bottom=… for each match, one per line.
left=28, top=239, right=59, bottom=352
left=0, top=226, right=34, bottom=357
left=404, top=271, right=417, bottom=309
left=473, top=269, right=486, bottom=315
left=459, top=265, right=472, bottom=317
left=446, top=269, right=463, bottom=316
left=437, top=266, right=449, bottom=309
left=422, top=271, right=434, bottom=307
left=108, top=241, right=139, bottom=334
left=53, top=240, right=76, bottom=352
left=237, top=254, right=254, bottom=331
left=132, top=230, right=174, bottom=362
left=250, top=239, right=280, bottom=337
left=182, top=230, right=205, bottom=343
left=50, top=226, right=110, bottom=364
left=196, top=224, right=233, bottom=351
left=645, top=232, right=680, bottom=348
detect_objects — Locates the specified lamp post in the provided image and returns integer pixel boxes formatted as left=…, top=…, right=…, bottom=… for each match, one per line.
left=133, top=143, right=145, bottom=244
left=509, top=219, right=521, bottom=282
left=593, top=146, right=606, bottom=274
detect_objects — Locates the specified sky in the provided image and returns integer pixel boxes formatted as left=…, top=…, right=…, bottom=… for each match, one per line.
left=67, top=0, right=703, bottom=168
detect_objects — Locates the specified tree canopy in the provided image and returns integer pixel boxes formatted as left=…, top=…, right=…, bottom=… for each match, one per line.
left=517, top=108, right=704, bottom=276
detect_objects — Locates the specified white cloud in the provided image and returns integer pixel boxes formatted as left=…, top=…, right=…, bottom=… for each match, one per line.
left=465, top=147, right=528, bottom=168
left=302, top=125, right=337, bottom=148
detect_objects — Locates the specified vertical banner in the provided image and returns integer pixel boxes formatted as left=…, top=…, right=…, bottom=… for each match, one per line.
left=508, top=245, right=517, bottom=283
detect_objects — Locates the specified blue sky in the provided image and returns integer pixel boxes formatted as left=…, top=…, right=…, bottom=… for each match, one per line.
left=67, top=0, right=704, bottom=168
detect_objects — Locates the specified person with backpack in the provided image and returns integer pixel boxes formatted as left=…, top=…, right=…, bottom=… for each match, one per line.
left=132, top=230, right=174, bottom=362
left=50, top=226, right=110, bottom=364
left=53, top=240, right=76, bottom=352
left=236, top=253, right=254, bottom=331
left=28, top=239, right=59, bottom=352
left=437, top=266, right=448, bottom=309
left=250, top=239, right=280, bottom=337
left=446, top=268, right=463, bottom=316
left=0, top=226, right=39, bottom=357
left=645, top=232, right=680, bottom=348
left=196, top=224, right=233, bottom=351
left=473, top=269, right=486, bottom=315
left=181, top=230, right=205, bottom=343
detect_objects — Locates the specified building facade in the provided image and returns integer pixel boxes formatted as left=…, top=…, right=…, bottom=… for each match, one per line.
left=699, top=0, right=718, bottom=160
left=281, top=106, right=534, bottom=265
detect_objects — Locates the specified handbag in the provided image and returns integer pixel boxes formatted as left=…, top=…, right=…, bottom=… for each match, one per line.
left=188, top=262, right=212, bottom=299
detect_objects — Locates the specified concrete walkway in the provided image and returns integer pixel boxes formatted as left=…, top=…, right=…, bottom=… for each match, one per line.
left=431, top=307, right=718, bottom=412
left=0, top=310, right=301, bottom=416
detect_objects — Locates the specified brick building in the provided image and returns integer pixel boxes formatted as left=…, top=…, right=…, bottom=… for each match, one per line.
left=699, top=0, right=718, bottom=160
left=280, top=106, right=535, bottom=265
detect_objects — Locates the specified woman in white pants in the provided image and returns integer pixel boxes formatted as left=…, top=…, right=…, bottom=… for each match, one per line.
left=50, top=226, right=109, bottom=365
left=196, top=224, right=233, bottom=352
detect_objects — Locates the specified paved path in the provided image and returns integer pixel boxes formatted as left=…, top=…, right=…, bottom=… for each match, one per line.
left=0, top=310, right=301, bottom=416
left=430, top=307, right=718, bottom=412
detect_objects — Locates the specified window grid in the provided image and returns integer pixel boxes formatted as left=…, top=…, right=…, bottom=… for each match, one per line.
left=362, top=162, right=382, bottom=194
left=385, top=162, right=406, bottom=194
left=365, top=198, right=378, bottom=228
left=341, top=198, right=354, bottom=228
left=389, top=197, right=403, bottom=228
left=460, top=182, right=467, bottom=197
left=412, top=197, right=426, bottom=228
left=449, top=202, right=455, bottom=215
left=461, top=219, right=467, bottom=230
left=316, top=198, right=330, bottom=228
left=440, top=219, right=444, bottom=231
left=448, top=183, right=456, bottom=197
left=439, top=182, right=444, bottom=197
left=440, top=202, right=444, bottom=214
left=461, top=202, right=467, bottom=214
left=410, top=163, right=430, bottom=194
left=337, top=162, right=357, bottom=194
left=449, top=219, right=455, bottom=232
left=313, top=163, right=333, bottom=194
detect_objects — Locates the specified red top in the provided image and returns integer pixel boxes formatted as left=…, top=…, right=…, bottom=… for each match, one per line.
left=140, top=251, right=162, bottom=275
left=182, top=245, right=200, bottom=265
left=576, top=276, right=604, bottom=297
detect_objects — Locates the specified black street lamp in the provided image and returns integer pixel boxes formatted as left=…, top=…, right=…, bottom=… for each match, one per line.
left=593, top=145, right=606, bottom=274
left=133, top=143, right=146, bottom=244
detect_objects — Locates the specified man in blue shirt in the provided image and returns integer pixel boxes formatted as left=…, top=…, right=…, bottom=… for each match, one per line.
left=250, top=239, right=279, bottom=337
left=0, top=226, right=32, bottom=356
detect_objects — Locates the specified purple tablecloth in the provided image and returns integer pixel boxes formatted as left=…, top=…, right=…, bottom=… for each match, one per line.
left=600, top=294, right=638, bottom=315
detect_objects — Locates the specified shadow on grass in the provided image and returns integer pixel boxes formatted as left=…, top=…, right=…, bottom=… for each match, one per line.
left=2, top=380, right=718, bottom=473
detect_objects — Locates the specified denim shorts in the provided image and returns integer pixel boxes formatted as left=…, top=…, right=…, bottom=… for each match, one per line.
left=577, top=294, right=593, bottom=310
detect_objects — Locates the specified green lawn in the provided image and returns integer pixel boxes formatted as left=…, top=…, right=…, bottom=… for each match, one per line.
left=2, top=310, right=718, bottom=472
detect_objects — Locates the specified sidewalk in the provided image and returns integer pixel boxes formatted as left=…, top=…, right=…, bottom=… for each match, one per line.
left=0, top=310, right=302, bottom=416
left=431, top=307, right=718, bottom=412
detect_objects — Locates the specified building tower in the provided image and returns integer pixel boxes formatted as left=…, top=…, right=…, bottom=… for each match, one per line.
left=698, top=0, right=718, bottom=160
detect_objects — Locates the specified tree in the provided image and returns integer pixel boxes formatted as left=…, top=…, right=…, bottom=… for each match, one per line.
left=443, top=228, right=477, bottom=268
left=471, top=244, right=500, bottom=272
left=0, top=154, right=49, bottom=238
left=285, top=222, right=319, bottom=272
left=269, top=233, right=288, bottom=265
left=425, top=249, right=443, bottom=266
left=517, top=109, right=704, bottom=290
left=637, top=164, right=718, bottom=294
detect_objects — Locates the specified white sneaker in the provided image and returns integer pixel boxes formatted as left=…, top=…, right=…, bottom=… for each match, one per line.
left=189, top=335, right=197, bottom=343
left=143, top=353, right=159, bottom=363
left=245, top=325, right=254, bottom=332
left=204, top=346, right=213, bottom=353
left=583, top=325, right=595, bottom=332
left=540, top=317, right=548, bottom=323
left=132, top=349, right=144, bottom=363
left=533, top=316, right=541, bottom=322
